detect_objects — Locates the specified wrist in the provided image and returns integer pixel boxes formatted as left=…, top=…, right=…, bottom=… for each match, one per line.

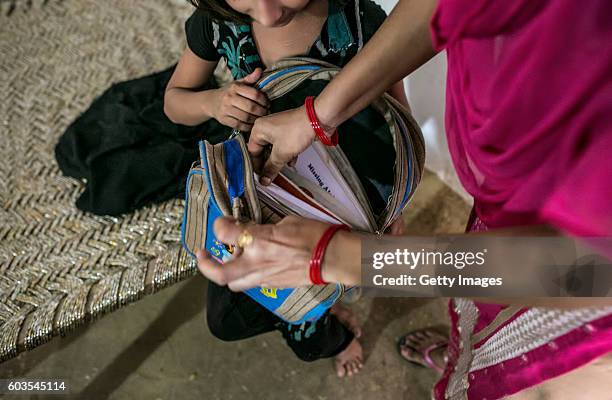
left=312, top=98, right=336, bottom=138
left=305, top=96, right=339, bottom=146
left=313, top=92, right=343, bottom=131
left=299, top=104, right=317, bottom=142
left=201, top=88, right=220, bottom=120
left=321, top=230, right=361, bottom=285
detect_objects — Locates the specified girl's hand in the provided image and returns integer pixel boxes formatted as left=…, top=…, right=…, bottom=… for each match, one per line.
left=211, top=68, right=270, bottom=132
left=248, top=105, right=318, bottom=185
left=195, top=216, right=359, bottom=290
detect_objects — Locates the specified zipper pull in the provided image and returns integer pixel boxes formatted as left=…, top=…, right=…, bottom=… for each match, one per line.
left=232, top=197, right=243, bottom=220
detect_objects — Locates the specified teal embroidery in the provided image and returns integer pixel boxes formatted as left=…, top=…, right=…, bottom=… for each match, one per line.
left=304, top=323, right=317, bottom=339
left=219, top=38, right=248, bottom=78
left=217, top=22, right=261, bottom=79
left=289, top=322, right=312, bottom=342
left=227, top=22, right=251, bottom=37
left=211, top=0, right=361, bottom=79
left=326, top=1, right=355, bottom=56
left=244, top=55, right=260, bottom=64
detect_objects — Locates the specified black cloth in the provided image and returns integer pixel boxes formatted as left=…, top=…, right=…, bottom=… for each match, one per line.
left=55, top=67, right=231, bottom=216
left=206, top=282, right=354, bottom=361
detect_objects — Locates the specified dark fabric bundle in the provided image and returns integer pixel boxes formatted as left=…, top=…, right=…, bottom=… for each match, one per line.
left=54, top=67, right=230, bottom=216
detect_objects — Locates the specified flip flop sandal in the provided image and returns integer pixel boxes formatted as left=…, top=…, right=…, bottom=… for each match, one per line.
left=397, top=332, right=447, bottom=374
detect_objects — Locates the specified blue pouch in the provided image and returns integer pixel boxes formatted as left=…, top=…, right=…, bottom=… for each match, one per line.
left=182, top=57, right=425, bottom=324
left=181, top=133, right=345, bottom=324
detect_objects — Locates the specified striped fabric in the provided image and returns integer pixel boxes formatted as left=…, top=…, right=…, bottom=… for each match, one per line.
left=181, top=58, right=425, bottom=324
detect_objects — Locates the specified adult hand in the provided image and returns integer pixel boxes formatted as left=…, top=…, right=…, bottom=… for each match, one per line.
left=248, top=105, right=321, bottom=185
left=195, top=216, right=360, bottom=290
left=211, top=68, right=270, bottom=132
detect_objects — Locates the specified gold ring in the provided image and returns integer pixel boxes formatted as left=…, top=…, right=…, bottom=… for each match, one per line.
left=236, top=229, right=254, bottom=248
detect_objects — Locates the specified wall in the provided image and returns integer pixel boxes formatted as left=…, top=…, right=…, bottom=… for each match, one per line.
left=374, top=0, right=471, bottom=201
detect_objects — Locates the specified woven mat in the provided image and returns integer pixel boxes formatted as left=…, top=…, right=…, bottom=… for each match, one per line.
left=0, top=0, right=199, bottom=362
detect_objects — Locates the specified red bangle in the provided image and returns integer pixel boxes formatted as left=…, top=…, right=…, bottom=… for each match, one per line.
left=309, top=224, right=350, bottom=285
left=304, top=96, right=339, bottom=147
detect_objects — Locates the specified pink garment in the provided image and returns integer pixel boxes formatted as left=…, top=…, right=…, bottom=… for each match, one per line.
left=432, top=215, right=612, bottom=399
left=430, top=0, right=612, bottom=239
left=425, top=2, right=612, bottom=397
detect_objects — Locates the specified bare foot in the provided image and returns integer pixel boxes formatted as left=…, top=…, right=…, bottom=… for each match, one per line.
left=330, top=304, right=362, bottom=338
left=335, top=337, right=363, bottom=377
left=331, top=304, right=363, bottom=377
left=398, top=329, right=448, bottom=374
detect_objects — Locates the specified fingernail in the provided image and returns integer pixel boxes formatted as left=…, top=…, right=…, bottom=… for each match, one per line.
left=261, top=176, right=271, bottom=186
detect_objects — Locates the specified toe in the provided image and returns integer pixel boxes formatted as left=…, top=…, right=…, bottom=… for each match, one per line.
left=404, top=335, right=422, bottom=349
left=336, top=360, right=347, bottom=378
left=400, top=344, right=419, bottom=362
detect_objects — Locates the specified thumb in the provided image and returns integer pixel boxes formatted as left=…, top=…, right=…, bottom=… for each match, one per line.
left=239, top=68, right=263, bottom=85
left=260, top=148, right=288, bottom=186
left=213, top=216, right=240, bottom=244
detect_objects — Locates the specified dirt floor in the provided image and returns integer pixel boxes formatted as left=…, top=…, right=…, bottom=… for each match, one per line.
left=1, top=170, right=471, bottom=400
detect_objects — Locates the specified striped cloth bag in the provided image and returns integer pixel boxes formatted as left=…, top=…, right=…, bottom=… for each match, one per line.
left=182, top=57, right=424, bottom=324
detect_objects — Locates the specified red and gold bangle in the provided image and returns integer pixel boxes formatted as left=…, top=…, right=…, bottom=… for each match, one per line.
left=304, top=96, right=339, bottom=147
left=309, top=224, right=350, bottom=285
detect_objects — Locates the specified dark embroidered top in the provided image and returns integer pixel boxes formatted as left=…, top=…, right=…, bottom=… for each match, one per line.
left=185, top=0, right=387, bottom=79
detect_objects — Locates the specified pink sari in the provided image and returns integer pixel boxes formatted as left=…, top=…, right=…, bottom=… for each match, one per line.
left=428, top=1, right=612, bottom=398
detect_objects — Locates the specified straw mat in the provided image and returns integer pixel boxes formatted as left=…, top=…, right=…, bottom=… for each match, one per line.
left=0, top=0, right=198, bottom=362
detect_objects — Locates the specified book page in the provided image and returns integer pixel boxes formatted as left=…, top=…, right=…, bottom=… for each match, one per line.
left=292, top=143, right=373, bottom=231
left=255, top=175, right=342, bottom=225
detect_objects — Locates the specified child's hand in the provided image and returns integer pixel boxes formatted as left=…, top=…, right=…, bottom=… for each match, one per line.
left=212, top=68, right=270, bottom=132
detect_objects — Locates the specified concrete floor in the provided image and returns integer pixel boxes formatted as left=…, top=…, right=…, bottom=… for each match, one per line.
left=1, top=170, right=471, bottom=400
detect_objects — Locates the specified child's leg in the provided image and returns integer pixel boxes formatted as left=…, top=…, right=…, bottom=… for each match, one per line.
left=280, top=310, right=364, bottom=377
left=279, top=313, right=354, bottom=362
left=206, top=281, right=279, bottom=341
left=206, top=282, right=363, bottom=376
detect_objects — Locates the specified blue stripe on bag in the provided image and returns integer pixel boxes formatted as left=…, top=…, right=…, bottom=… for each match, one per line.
left=397, top=121, right=414, bottom=216
left=221, top=139, right=313, bottom=322
left=257, top=65, right=321, bottom=89
left=223, top=139, right=245, bottom=201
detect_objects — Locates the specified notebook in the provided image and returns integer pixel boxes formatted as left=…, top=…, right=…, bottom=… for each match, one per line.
left=254, top=141, right=376, bottom=232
